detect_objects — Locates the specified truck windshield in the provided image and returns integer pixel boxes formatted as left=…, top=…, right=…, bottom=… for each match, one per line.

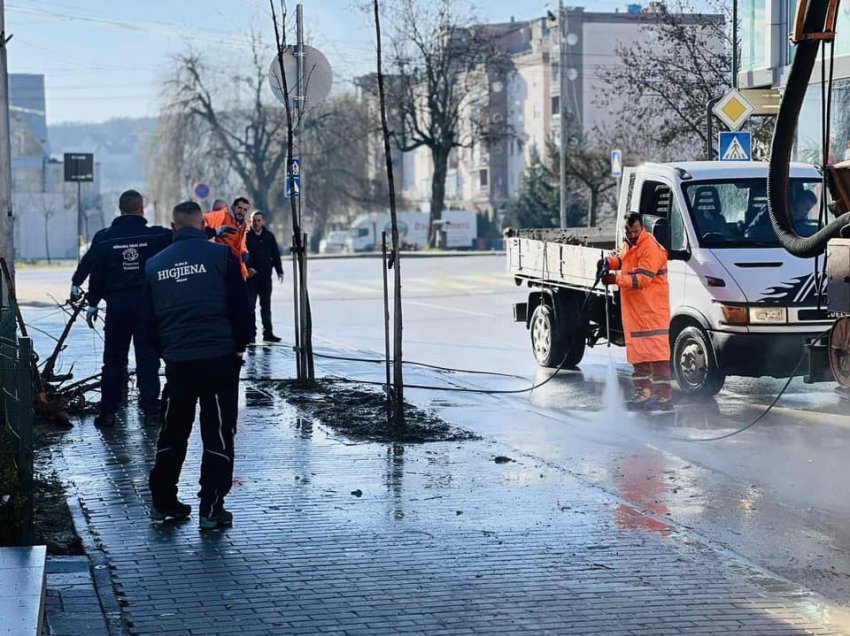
left=682, top=178, right=823, bottom=248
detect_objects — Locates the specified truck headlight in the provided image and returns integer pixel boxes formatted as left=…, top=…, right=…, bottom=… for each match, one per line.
left=748, top=306, right=787, bottom=324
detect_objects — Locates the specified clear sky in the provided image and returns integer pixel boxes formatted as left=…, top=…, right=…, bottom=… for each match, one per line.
left=8, top=0, right=707, bottom=124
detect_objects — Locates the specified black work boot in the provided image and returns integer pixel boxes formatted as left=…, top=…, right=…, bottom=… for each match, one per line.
left=150, top=500, right=191, bottom=522
left=263, top=332, right=282, bottom=343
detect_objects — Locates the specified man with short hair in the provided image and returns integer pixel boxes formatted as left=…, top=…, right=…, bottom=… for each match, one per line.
left=246, top=211, right=283, bottom=343
left=599, top=212, right=672, bottom=411
left=143, top=200, right=252, bottom=530
left=86, top=190, right=172, bottom=427
left=203, top=198, right=250, bottom=279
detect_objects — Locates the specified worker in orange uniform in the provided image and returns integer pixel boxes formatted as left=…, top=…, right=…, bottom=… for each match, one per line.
left=203, top=198, right=251, bottom=279
left=599, top=212, right=672, bottom=411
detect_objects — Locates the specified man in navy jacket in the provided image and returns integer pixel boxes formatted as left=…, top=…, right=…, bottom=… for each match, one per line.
left=142, top=200, right=251, bottom=530
left=86, top=190, right=172, bottom=427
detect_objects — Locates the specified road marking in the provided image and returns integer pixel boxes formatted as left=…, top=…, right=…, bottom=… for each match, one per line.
left=403, top=298, right=497, bottom=317
left=313, top=280, right=382, bottom=294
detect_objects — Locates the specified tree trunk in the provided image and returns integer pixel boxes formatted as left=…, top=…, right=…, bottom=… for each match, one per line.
left=588, top=187, right=599, bottom=228
left=428, top=147, right=450, bottom=248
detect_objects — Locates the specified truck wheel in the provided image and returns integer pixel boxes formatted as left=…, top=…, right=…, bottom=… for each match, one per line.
left=672, top=326, right=725, bottom=395
left=530, top=304, right=567, bottom=368
left=558, top=294, right=586, bottom=367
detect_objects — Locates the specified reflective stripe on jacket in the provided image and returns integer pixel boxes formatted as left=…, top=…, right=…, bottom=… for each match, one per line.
left=204, top=209, right=248, bottom=279
left=607, top=230, right=671, bottom=364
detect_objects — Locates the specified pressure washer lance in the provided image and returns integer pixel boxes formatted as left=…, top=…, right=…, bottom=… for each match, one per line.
left=595, top=250, right=613, bottom=347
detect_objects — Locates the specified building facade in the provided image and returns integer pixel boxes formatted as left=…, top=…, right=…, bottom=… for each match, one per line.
left=383, top=4, right=724, bottom=222
left=9, top=74, right=103, bottom=260
left=738, top=1, right=850, bottom=162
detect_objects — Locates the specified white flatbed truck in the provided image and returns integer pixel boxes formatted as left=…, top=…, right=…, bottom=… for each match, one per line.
left=507, top=161, right=835, bottom=395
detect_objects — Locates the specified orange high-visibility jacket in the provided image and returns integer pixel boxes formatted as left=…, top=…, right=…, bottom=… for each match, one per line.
left=606, top=229, right=671, bottom=364
left=204, top=208, right=249, bottom=279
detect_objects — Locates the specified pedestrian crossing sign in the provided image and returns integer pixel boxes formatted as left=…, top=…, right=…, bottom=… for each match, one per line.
left=718, top=131, right=752, bottom=162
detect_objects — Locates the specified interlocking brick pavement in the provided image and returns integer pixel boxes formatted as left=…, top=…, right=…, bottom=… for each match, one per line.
left=41, top=349, right=850, bottom=635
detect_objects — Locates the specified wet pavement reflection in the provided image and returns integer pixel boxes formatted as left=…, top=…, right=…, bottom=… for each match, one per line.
left=18, top=298, right=850, bottom=630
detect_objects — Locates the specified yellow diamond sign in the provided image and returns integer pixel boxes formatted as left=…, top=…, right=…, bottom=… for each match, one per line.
left=713, top=88, right=754, bottom=131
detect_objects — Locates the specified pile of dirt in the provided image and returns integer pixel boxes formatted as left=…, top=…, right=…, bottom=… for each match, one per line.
left=269, top=379, right=479, bottom=443
left=0, top=427, right=82, bottom=554
left=504, top=228, right=589, bottom=245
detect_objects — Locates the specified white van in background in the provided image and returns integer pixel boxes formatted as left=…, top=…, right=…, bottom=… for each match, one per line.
left=347, top=210, right=478, bottom=251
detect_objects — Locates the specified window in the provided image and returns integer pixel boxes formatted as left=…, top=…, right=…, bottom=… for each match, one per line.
left=637, top=180, right=686, bottom=252
left=682, top=178, right=823, bottom=247
left=552, top=96, right=560, bottom=116
left=740, top=0, right=767, bottom=72
left=479, top=169, right=489, bottom=188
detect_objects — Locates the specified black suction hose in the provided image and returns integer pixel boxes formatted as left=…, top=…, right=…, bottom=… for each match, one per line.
left=767, top=0, right=850, bottom=258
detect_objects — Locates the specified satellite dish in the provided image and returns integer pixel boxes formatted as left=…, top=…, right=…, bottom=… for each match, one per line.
left=268, top=45, right=333, bottom=113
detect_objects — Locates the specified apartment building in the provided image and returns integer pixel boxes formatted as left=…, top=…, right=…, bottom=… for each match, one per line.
left=374, top=4, right=724, bottom=221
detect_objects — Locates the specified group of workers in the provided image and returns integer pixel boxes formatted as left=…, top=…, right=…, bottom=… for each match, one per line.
left=69, top=191, right=285, bottom=530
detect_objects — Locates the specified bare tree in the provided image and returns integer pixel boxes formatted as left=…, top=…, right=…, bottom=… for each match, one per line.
left=595, top=0, right=731, bottom=160
left=385, top=0, right=511, bottom=245
left=164, top=35, right=288, bottom=214
left=297, top=94, right=396, bottom=242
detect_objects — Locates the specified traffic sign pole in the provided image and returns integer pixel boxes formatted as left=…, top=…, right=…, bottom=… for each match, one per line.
left=610, top=149, right=623, bottom=226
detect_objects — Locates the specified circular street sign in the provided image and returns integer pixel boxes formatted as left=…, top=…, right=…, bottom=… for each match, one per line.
left=193, top=183, right=211, bottom=199
left=268, top=45, right=333, bottom=110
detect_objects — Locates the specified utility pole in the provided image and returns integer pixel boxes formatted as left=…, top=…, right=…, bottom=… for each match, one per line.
left=0, top=0, right=14, bottom=283
left=732, top=0, right=738, bottom=89
left=558, top=0, right=567, bottom=230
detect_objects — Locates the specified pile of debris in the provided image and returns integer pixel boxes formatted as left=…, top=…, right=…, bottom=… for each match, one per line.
left=503, top=228, right=589, bottom=245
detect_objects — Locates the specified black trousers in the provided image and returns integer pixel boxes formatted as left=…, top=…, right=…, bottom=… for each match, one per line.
left=247, top=273, right=273, bottom=337
left=102, top=300, right=160, bottom=414
left=148, top=355, right=240, bottom=517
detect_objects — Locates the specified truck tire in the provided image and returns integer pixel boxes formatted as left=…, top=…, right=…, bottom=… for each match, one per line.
left=558, top=294, right=586, bottom=367
left=672, top=325, right=725, bottom=396
left=530, top=304, right=568, bottom=368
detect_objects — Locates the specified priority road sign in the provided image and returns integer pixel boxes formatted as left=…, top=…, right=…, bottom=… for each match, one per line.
left=610, top=149, right=623, bottom=178
left=718, top=131, right=752, bottom=162
left=713, top=88, right=754, bottom=131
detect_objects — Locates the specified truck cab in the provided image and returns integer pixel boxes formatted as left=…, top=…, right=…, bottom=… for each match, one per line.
left=620, top=161, right=832, bottom=392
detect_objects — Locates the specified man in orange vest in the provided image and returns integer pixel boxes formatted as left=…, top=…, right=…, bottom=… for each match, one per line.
left=600, top=212, right=672, bottom=411
left=204, top=198, right=250, bottom=279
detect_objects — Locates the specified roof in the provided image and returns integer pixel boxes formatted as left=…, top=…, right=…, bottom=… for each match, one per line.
left=641, top=161, right=821, bottom=180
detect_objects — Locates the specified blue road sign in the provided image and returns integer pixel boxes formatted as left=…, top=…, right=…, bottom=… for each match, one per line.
left=286, top=159, right=301, bottom=198
left=610, top=149, right=623, bottom=177
left=193, top=183, right=210, bottom=199
left=718, top=131, right=752, bottom=162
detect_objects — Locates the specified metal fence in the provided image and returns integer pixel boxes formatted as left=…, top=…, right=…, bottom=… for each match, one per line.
left=0, top=265, right=34, bottom=546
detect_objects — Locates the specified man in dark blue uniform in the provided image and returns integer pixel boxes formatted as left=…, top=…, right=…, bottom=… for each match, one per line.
left=142, top=200, right=251, bottom=530
left=69, top=227, right=107, bottom=302
left=86, top=190, right=172, bottom=428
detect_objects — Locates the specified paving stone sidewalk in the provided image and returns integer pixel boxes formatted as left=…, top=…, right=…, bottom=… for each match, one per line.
left=37, top=350, right=850, bottom=636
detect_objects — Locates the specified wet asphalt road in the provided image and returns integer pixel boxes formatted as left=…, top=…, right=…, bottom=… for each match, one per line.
left=18, top=255, right=850, bottom=606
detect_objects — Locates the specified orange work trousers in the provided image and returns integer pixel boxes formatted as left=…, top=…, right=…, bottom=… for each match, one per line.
left=632, top=361, right=672, bottom=401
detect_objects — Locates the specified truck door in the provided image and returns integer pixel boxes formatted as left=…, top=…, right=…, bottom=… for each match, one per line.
left=637, top=179, right=688, bottom=310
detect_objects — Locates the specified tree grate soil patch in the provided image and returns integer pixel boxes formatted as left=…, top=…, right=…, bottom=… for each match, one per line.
left=268, top=379, right=479, bottom=443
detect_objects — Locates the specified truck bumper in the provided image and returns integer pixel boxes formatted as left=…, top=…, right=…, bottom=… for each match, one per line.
left=708, top=330, right=832, bottom=381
